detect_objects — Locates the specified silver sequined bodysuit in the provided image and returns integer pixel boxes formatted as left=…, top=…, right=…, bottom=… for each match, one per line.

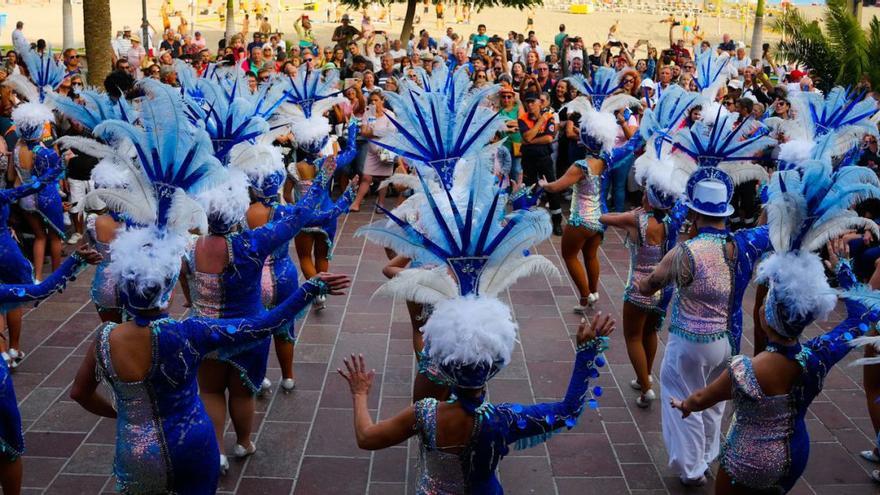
left=720, top=355, right=795, bottom=491
left=86, top=214, right=119, bottom=313
left=623, top=211, right=664, bottom=312
left=414, top=398, right=468, bottom=495
left=567, top=160, right=605, bottom=233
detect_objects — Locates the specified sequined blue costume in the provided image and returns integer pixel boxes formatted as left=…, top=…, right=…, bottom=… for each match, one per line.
left=0, top=253, right=87, bottom=461
left=186, top=184, right=352, bottom=392
left=13, top=142, right=67, bottom=240
left=86, top=213, right=122, bottom=314
left=0, top=168, right=62, bottom=285
left=720, top=261, right=866, bottom=493
left=96, top=278, right=326, bottom=494
left=413, top=338, right=607, bottom=494
left=259, top=203, right=301, bottom=342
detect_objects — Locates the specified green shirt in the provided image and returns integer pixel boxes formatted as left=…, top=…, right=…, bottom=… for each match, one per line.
left=498, top=105, right=522, bottom=152
left=554, top=32, right=567, bottom=51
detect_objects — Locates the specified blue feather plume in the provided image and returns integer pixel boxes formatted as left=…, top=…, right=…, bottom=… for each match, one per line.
left=673, top=111, right=775, bottom=167
left=13, top=36, right=65, bottom=102
left=566, top=67, right=622, bottom=110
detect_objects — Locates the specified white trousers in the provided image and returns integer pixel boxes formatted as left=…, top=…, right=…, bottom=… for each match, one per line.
left=660, top=332, right=731, bottom=480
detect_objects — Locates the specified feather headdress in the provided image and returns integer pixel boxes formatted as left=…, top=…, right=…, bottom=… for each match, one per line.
left=784, top=87, right=880, bottom=162
left=672, top=110, right=775, bottom=186
left=693, top=49, right=730, bottom=95
left=49, top=89, right=137, bottom=131
left=92, top=79, right=225, bottom=312
left=358, top=150, right=557, bottom=388
left=761, top=157, right=880, bottom=337
left=566, top=67, right=626, bottom=111
left=373, top=66, right=504, bottom=189
left=12, top=36, right=65, bottom=102
left=272, top=65, right=345, bottom=154
left=11, top=102, right=54, bottom=142
left=639, top=84, right=699, bottom=157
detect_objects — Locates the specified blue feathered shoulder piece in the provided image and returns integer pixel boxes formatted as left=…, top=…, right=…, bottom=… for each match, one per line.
left=356, top=151, right=558, bottom=303
left=671, top=110, right=775, bottom=187
left=11, top=36, right=65, bottom=102
left=375, top=67, right=504, bottom=189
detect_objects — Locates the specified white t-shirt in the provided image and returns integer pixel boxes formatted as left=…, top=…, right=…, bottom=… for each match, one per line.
left=439, top=35, right=454, bottom=53
left=389, top=48, right=407, bottom=62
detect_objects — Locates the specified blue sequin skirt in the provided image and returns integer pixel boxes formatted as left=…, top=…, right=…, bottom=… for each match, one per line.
left=0, top=360, right=23, bottom=461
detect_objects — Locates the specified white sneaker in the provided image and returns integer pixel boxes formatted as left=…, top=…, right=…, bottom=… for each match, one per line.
left=862, top=450, right=880, bottom=463
left=66, top=232, right=82, bottom=245
left=219, top=455, right=229, bottom=475
left=1, top=352, right=10, bottom=368
left=232, top=441, right=256, bottom=458
left=258, top=378, right=272, bottom=395
left=629, top=376, right=654, bottom=391
left=281, top=378, right=296, bottom=392
left=587, top=293, right=600, bottom=305
left=7, top=349, right=24, bottom=369
left=636, top=389, right=656, bottom=409
left=314, top=294, right=327, bottom=311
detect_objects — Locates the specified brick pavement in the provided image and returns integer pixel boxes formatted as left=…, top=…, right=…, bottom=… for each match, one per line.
left=9, top=205, right=880, bottom=494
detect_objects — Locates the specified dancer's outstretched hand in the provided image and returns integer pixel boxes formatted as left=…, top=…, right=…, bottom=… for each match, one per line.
left=338, top=353, right=375, bottom=396
left=75, top=245, right=103, bottom=265
left=670, top=398, right=691, bottom=418
left=315, top=273, right=351, bottom=295
left=576, top=312, right=615, bottom=346
left=824, top=237, right=851, bottom=270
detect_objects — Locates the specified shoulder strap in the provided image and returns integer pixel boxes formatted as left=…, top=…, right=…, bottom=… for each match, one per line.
left=728, top=355, right=764, bottom=400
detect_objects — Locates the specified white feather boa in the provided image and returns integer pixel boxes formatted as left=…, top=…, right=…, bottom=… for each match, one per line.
left=756, top=251, right=837, bottom=323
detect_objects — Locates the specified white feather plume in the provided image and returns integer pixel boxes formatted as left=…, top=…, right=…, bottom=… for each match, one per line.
left=373, top=268, right=459, bottom=305
left=719, top=162, right=769, bottom=186
left=54, top=135, right=117, bottom=160
left=3, top=73, right=39, bottom=103
left=422, top=296, right=518, bottom=368
left=801, top=211, right=880, bottom=252
left=194, top=168, right=249, bottom=229
left=228, top=141, right=285, bottom=182
left=108, top=227, right=190, bottom=309
left=778, top=138, right=815, bottom=164
left=479, top=255, right=560, bottom=297
left=756, top=251, right=837, bottom=322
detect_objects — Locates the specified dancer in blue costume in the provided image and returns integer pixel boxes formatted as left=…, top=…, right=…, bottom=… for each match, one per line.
left=0, top=161, right=62, bottom=368
left=68, top=79, right=352, bottom=495
left=637, top=109, right=776, bottom=486
left=0, top=244, right=101, bottom=495
left=172, top=69, right=355, bottom=471
left=670, top=151, right=880, bottom=492
left=52, top=87, right=139, bottom=324
left=537, top=89, right=643, bottom=314
left=240, top=125, right=359, bottom=393
left=8, top=103, right=66, bottom=278
left=5, top=35, right=68, bottom=282
left=349, top=111, right=615, bottom=492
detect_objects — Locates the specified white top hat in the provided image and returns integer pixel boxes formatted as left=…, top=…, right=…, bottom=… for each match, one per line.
left=684, top=168, right=734, bottom=217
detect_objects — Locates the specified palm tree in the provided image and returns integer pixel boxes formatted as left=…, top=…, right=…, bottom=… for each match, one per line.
left=774, top=0, right=880, bottom=92
left=62, top=0, right=75, bottom=49
left=225, top=0, right=236, bottom=44
left=749, top=0, right=765, bottom=61
left=83, top=0, right=112, bottom=87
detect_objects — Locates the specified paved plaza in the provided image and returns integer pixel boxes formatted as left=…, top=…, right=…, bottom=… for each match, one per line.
left=9, top=204, right=880, bottom=494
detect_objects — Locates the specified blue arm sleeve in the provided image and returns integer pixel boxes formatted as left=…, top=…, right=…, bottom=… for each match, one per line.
left=605, top=134, right=645, bottom=171
left=494, top=338, right=607, bottom=450
left=0, top=254, right=85, bottom=311
left=179, top=277, right=327, bottom=355
left=0, top=165, right=62, bottom=205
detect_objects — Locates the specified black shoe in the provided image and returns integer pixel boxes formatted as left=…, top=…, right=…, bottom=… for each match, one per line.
left=552, top=214, right=564, bottom=236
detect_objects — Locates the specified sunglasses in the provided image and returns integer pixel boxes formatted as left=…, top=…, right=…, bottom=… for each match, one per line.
left=67, top=55, right=79, bottom=60
left=622, top=78, right=634, bottom=84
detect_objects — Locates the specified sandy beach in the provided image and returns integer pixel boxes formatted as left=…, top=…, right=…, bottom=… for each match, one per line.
left=0, top=0, right=874, bottom=54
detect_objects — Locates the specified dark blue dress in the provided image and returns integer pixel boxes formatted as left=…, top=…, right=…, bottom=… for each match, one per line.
left=13, top=142, right=67, bottom=240
left=260, top=203, right=301, bottom=342
left=185, top=184, right=352, bottom=392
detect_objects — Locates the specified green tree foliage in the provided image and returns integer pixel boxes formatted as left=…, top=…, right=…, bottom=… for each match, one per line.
left=774, top=0, right=880, bottom=92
